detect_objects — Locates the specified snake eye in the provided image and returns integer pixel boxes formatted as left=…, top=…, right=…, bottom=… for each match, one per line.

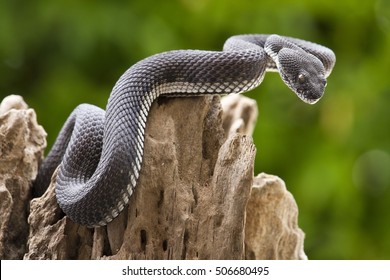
left=298, top=73, right=306, bottom=84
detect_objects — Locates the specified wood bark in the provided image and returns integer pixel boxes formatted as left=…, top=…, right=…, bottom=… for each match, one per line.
left=0, top=94, right=306, bottom=260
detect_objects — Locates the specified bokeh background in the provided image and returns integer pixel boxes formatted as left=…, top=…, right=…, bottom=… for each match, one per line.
left=1, top=0, right=389, bottom=259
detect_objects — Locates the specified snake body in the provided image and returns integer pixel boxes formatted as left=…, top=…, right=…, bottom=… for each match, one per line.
left=33, top=34, right=335, bottom=227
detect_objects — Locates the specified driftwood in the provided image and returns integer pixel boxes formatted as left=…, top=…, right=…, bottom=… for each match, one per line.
left=0, top=94, right=306, bottom=260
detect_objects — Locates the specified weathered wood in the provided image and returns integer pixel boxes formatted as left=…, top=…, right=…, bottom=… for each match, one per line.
left=245, top=173, right=307, bottom=260
left=0, top=94, right=306, bottom=260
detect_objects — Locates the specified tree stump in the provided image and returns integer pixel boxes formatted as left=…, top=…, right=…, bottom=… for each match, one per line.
left=0, top=94, right=306, bottom=260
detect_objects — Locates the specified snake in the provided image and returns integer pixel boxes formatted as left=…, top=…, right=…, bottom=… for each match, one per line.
left=33, top=34, right=336, bottom=227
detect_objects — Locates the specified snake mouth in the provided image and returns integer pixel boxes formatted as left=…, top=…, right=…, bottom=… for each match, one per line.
left=296, top=89, right=321, bottom=104
left=295, top=79, right=325, bottom=104
left=298, top=94, right=320, bottom=104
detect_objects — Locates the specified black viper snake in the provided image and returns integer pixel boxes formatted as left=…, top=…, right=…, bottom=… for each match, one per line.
left=33, top=34, right=336, bottom=227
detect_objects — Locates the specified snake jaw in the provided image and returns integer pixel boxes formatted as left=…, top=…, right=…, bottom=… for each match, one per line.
left=296, top=91, right=321, bottom=104
left=293, top=72, right=327, bottom=104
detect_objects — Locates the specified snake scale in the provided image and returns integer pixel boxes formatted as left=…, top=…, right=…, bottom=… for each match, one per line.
left=33, top=34, right=336, bottom=227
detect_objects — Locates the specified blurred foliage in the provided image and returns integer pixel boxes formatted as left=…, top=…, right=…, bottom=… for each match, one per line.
left=1, top=0, right=390, bottom=259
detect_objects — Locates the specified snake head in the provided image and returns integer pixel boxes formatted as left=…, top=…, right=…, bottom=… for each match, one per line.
left=278, top=48, right=327, bottom=104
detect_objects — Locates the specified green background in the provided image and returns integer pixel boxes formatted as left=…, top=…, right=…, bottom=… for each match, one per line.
left=1, top=0, right=389, bottom=259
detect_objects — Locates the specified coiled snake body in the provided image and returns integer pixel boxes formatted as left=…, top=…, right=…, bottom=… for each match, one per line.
left=33, top=34, right=336, bottom=227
